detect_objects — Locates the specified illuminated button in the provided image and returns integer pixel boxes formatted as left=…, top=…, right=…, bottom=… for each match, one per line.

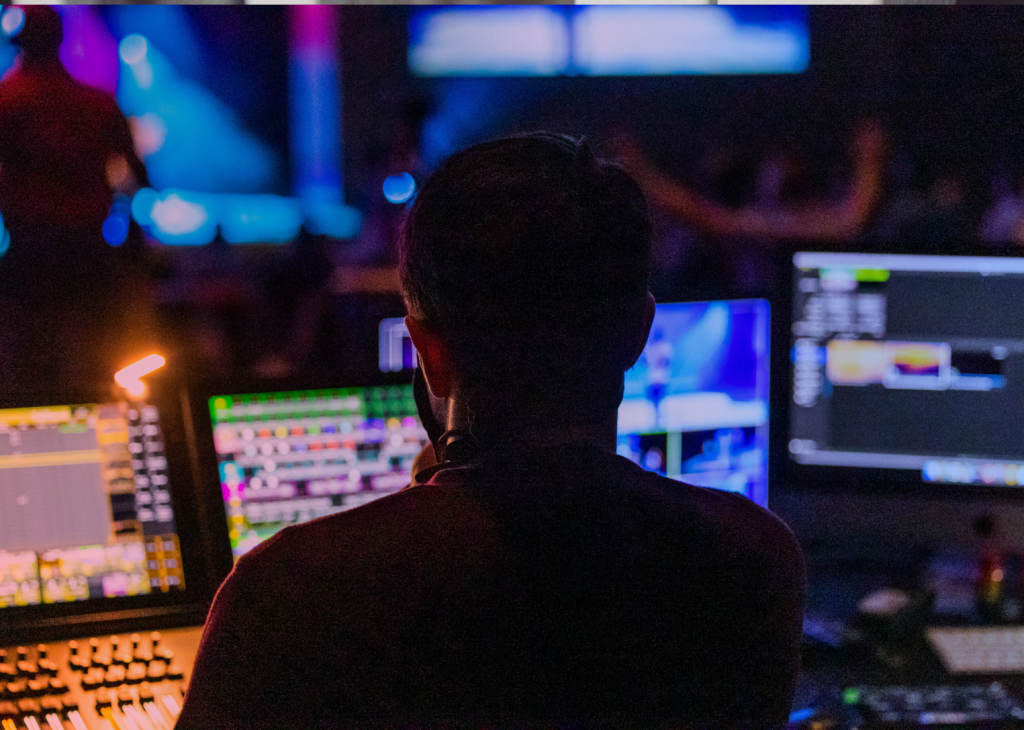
left=274, top=426, right=288, bottom=439
left=126, top=663, right=147, bottom=685
left=81, top=669, right=104, bottom=689
left=26, top=677, right=48, bottom=697
left=16, top=698, right=40, bottom=715
left=103, top=665, right=126, bottom=687
left=46, top=678, right=66, bottom=695
left=291, top=427, right=304, bottom=437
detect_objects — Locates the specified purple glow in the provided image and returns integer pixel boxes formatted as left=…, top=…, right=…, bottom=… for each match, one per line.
left=58, top=6, right=118, bottom=94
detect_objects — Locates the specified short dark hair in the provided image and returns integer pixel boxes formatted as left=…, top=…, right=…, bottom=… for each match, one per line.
left=400, top=132, right=652, bottom=435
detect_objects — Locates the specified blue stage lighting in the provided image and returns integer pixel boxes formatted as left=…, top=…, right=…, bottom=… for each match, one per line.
left=382, top=173, right=417, bottom=204
left=1, top=8, right=25, bottom=39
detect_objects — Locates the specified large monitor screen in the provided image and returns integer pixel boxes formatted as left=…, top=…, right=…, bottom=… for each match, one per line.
left=788, top=252, right=1024, bottom=488
left=617, top=299, right=770, bottom=507
left=0, top=402, right=184, bottom=609
left=209, top=386, right=431, bottom=559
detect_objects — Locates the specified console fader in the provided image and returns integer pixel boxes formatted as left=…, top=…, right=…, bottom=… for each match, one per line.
left=0, top=627, right=202, bottom=730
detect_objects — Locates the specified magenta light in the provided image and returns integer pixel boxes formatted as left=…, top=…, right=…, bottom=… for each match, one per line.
left=59, top=6, right=118, bottom=95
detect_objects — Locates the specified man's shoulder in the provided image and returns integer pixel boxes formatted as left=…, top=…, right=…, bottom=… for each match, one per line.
left=614, top=457, right=803, bottom=575
left=234, top=482, right=497, bottom=586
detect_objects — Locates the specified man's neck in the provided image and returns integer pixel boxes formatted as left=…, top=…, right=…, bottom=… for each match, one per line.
left=442, top=396, right=619, bottom=453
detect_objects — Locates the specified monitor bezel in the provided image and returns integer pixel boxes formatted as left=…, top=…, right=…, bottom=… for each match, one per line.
left=770, top=241, right=1024, bottom=501
left=186, top=370, right=422, bottom=587
left=0, top=378, right=215, bottom=644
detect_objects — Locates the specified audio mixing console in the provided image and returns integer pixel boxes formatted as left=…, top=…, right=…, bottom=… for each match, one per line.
left=0, top=627, right=201, bottom=730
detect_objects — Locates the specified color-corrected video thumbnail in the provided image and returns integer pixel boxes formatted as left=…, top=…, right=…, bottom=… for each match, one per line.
left=883, top=341, right=951, bottom=390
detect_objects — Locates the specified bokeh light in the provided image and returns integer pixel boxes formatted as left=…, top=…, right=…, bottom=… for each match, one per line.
left=383, top=173, right=417, bottom=204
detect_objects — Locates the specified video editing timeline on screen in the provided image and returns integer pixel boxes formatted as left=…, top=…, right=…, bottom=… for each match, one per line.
left=0, top=403, right=184, bottom=610
left=789, top=253, right=1024, bottom=487
left=210, top=386, right=431, bottom=558
left=0, top=628, right=199, bottom=730
left=616, top=300, right=771, bottom=508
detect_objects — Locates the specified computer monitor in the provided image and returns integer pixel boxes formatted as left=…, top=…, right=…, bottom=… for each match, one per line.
left=206, top=382, right=431, bottom=560
left=379, top=317, right=417, bottom=373
left=617, top=299, right=771, bottom=507
left=0, top=385, right=209, bottom=642
left=786, top=251, right=1024, bottom=491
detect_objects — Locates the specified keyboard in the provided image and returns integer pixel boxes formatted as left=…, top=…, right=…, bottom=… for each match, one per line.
left=845, top=682, right=1024, bottom=726
left=928, top=626, right=1024, bottom=674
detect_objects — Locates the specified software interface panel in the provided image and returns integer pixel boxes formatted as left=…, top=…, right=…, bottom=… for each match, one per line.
left=210, top=387, right=431, bottom=558
left=790, top=253, right=1024, bottom=487
left=617, top=299, right=770, bottom=507
left=0, top=403, right=184, bottom=608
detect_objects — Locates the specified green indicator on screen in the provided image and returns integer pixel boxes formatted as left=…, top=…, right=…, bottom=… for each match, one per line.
left=854, top=268, right=889, bottom=282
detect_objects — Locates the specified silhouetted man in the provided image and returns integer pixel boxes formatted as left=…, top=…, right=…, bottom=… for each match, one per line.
left=0, top=6, right=150, bottom=391
left=179, top=133, right=806, bottom=729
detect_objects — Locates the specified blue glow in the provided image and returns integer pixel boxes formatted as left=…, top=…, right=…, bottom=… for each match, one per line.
left=617, top=299, right=770, bottom=507
left=102, top=197, right=131, bottom=246
left=409, top=7, right=808, bottom=77
left=220, top=195, right=303, bottom=245
left=304, top=202, right=362, bottom=240
left=291, top=53, right=343, bottom=207
left=133, top=188, right=217, bottom=246
left=0, top=211, right=8, bottom=260
left=573, top=7, right=809, bottom=75
left=131, top=189, right=358, bottom=246
left=118, top=34, right=148, bottom=66
left=1, top=7, right=25, bottom=39
left=382, top=173, right=417, bottom=204
left=410, top=8, right=569, bottom=77
left=117, top=34, right=277, bottom=194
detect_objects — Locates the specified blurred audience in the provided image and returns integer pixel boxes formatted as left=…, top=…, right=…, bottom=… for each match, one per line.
left=0, top=6, right=155, bottom=393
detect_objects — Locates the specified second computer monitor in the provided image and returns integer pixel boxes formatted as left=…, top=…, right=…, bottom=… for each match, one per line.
left=617, top=299, right=771, bottom=507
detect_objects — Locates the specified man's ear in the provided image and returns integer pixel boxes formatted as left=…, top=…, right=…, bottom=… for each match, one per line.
left=405, top=316, right=454, bottom=400
left=626, top=292, right=656, bottom=370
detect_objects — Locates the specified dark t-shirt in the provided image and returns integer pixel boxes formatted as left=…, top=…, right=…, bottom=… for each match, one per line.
left=178, top=444, right=805, bottom=729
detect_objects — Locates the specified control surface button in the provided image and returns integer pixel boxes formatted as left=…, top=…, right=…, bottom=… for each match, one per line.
left=145, top=662, right=166, bottom=681
left=0, top=702, right=15, bottom=718
left=17, top=697, right=41, bottom=715
left=26, top=677, right=48, bottom=697
left=47, top=678, right=67, bottom=695
left=36, top=660, right=57, bottom=677
left=138, top=683, right=154, bottom=701
left=117, top=686, right=133, bottom=708
left=167, top=663, right=185, bottom=680
left=39, top=698, right=62, bottom=712
left=16, top=661, right=37, bottom=677
left=94, top=688, right=112, bottom=709
left=5, top=681, right=26, bottom=699
left=81, top=669, right=104, bottom=690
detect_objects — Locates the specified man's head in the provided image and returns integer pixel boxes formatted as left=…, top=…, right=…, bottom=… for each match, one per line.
left=10, top=6, right=62, bottom=64
left=400, top=132, right=654, bottom=437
